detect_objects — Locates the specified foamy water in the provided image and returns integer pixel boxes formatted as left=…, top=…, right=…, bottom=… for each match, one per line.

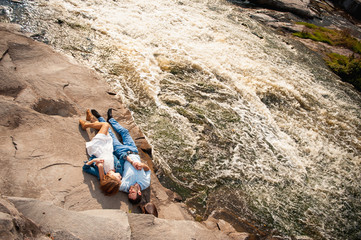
left=3, top=0, right=361, bottom=238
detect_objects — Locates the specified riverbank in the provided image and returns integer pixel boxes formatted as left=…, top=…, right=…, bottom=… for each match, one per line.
left=230, top=0, right=361, bottom=91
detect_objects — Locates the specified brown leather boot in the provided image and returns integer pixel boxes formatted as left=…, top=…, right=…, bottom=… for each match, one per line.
left=79, top=119, right=87, bottom=130
left=86, top=109, right=97, bottom=122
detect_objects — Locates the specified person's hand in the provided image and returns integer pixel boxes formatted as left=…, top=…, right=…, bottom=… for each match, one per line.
left=95, top=159, right=104, bottom=167
left=133, top=162, right=143, bottom=170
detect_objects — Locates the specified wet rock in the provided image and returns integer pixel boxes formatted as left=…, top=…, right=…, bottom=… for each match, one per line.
left=250, top=12, right=277, bottom=22
left=342, top=0, right=361, bottom=19
left=293, top=236, right=313, bottom=240
left=267, top=21, right=305, bottom=32
left=0, top=6, right=7, bottom=15
left=203, top=216, right=250, bottom=240
left=160, top=93, right=188, bottom=106
left=229, top=232, right=250, bottom=240
left=173, top=192, right=183, bottom=202
left=250, top=0, right=317, bottom=18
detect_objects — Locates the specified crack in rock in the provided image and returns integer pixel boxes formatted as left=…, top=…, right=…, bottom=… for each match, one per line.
left=106, top=91, right=116, bottom=95
left=63, top=82, right=69, bottom=90
left=11, top=136, right=18, bottom=158
left=40, top=163, right=77, bottom=170
left=0, top=48, right=9, bottom=62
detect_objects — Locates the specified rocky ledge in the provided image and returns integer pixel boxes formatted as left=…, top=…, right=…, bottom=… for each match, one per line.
left=0, top=23, right=246, bottom=239
left=1, top=196, right=240, bottom=240
left=246, top=0, right=361, bottom=19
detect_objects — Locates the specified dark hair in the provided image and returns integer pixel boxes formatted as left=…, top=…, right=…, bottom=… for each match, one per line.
left=128, top=192, right=142, bottom=205
left=100, top=175, right=121, bottom=196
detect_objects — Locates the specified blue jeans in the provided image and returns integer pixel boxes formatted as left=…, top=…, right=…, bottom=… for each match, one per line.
left=98, top=117, right=138, bottom=160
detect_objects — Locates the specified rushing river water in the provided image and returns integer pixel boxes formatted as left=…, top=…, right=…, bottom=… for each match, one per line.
left=2, top=0, right=361, bottom=239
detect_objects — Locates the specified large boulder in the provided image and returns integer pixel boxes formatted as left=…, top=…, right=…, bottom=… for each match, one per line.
left=0, top=197, right=48, bottom=240
left=7, top=196, right=131, bottom=240
left=128, top=213, right=232, bottom=240
left=6, top=196, right=233, bottom=240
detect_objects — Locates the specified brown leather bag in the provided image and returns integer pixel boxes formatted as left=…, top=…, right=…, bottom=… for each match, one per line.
left=141, top=202, right=158, bottom=217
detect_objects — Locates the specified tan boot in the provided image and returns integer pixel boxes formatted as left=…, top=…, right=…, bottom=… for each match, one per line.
left=79, top=119, right=87, bottom=130
left=86, top=109, right=98, bottom=123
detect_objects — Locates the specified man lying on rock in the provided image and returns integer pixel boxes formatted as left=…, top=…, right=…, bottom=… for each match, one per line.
left=80, top=108, right=151, bottom=205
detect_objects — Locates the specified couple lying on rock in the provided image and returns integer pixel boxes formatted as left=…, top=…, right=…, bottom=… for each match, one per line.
left=79, top=108, right=150, bottom=206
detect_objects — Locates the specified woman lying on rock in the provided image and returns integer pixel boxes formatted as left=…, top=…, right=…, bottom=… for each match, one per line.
left=80, top=109, right=151, bottom=205
left=79, top=109, right=122, bottom=196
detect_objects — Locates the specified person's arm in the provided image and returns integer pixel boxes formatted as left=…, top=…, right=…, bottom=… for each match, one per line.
left=125, top=155, right=135, bottom=166
left=125, top=155, right=150, bottom=171
left=125, top=156, right=141, bottom=170
left=86, top=158, right=103, bottom=166
left=83, top=156, right=103, bottom=179
left=140, top=162, right=150, bottom=171
left=132, top=161, right=150, bottom=171
left=97, top=161, right=105, bottom=182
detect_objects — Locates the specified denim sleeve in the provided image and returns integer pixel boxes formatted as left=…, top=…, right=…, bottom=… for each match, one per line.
left=114, top=154, right=125, bottom=176
left=82, top=155, right=100, bottom=180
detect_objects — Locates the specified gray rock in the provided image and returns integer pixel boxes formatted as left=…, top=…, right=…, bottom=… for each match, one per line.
left=294, top=236, right=313, bottom=240
left=267, top=21, right=305, bottom=32
left=250, top=0, right=317, bottom=18
left=0, top=212, right=13, bottom=232
left=0, top=197, right=47, bottom=240
left=250, top=13, right=277, bottom=22
left=8, top=196, right=131, bottom=240
left=128, top=213, right=231, bottom=240
left=5, top=196, right=234, bottom=240
left=342, top=0, right=361, bottom=19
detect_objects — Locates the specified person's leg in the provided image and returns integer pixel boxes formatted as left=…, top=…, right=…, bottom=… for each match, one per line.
left=79, top=120, right=109, bottom=135
left=91, top=109, right=125, bottom=151
left=86, top=109, right=98, bottom=123
left=97, top=116, right=106, bottom=123
left=107, top=118, right=134, bottom=158
left=108, top=118, right=137, bottom=148
left=97, top=116, right=126, bottom=152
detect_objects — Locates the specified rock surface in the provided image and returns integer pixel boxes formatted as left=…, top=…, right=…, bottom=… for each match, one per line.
left=3, top=196, right=234, bottom=240
left=0, top=23, right=244, bottom=239
left=0, top=197, right=48, bottom=240
left=342, top=0, right=361, bottom=19
left=250, top=0, right=317, bottom=18
left=7, top=196, right=131, bottom=240
left=0, top=21, right=182, bottom=216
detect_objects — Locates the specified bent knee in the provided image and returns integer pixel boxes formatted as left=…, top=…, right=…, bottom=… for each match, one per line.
left=102, top=122, right=110, bottom=127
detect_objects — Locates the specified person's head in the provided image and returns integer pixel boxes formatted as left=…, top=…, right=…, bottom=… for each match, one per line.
left=128, top=183, right=142, bottom=205
left=100, top=172, right=121, bottom=196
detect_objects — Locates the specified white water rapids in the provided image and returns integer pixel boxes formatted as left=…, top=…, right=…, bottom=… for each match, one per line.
left=2, top=0, right=361, bottom=239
